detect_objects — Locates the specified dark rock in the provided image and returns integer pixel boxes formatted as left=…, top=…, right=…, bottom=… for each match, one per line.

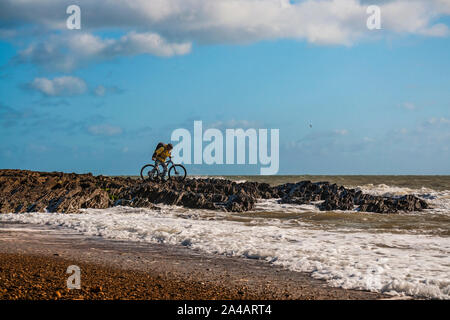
left=275, top=180, right=428, bottom=214
left=0, top=169, right=428, bottom=214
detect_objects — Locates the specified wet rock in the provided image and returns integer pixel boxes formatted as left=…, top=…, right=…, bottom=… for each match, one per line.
left=0, top=169, right=135, bottom=213
left=0, top=169, right=428, bottom=214
left=276, top=180, right=428, bottom=214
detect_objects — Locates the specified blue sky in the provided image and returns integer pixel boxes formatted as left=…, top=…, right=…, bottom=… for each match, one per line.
left=1, top=0, right=449, bottom=175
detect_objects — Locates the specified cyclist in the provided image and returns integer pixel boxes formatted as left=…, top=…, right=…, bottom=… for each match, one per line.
left=152, top=143, right=173, bottom=178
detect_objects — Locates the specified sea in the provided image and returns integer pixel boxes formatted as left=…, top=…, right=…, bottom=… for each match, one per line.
left=1, top=175, right=449, bottom=299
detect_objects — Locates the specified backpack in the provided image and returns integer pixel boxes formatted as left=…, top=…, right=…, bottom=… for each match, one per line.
left=152, top=142, right=165, bottom=158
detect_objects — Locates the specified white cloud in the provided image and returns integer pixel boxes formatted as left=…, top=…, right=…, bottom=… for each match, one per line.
left=426, top=117, right=450, bottom=126
left=3, top=0, right=450, bottom=41
left=419, top=23, right=449, bottom=37
left=386, top=117, right=450, bottom=154
left=334, top=129, right=349, bottom=135
left=30, top=76, right=87, bottom=96
left=2, top=0, right=450, bottom=70
left=118, top=32, right=191, bottom=56
left=402, top=102, right=417, bottom=110
left=87, top=124, right=123, bottom=136
left=381, top=0, right=449, bottom=36
left=17, top=32, right=191, bottom=71
left=93, top=85, right=123, bottom=97
left=206, top=119, right=261, bottom=130
left=94, top=85, right=106, bottom=97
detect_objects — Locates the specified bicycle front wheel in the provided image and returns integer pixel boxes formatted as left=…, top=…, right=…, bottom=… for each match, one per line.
left=168, top=164, right=187, bottom=181
left=140, top=164, right=158, bottom=181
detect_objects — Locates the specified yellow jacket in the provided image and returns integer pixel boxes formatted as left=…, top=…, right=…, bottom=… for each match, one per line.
left=154, top=145, right=171, bottom=162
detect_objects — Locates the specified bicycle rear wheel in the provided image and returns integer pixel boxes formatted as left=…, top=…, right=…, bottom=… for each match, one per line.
left=140, top=164, right=158, bottom=181
left=168, top=164, right=187, bottom=181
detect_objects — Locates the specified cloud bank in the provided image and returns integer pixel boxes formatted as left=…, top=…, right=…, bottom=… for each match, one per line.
left=1, top=0, right=449, bottom=71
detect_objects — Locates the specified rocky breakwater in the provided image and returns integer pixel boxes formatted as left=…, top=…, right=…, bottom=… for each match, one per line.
left=0, top=169, right=135, bottom=213
left=0, top=170, right=271, bottom=213
left=116, top=178, right=276, bottom=212
left=0, top=170, right=428, bottom=214
left=277, top=181, right=428, bottom=213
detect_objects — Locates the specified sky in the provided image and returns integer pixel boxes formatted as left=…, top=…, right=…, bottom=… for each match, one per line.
left=0, top=0, right=449, bottom=175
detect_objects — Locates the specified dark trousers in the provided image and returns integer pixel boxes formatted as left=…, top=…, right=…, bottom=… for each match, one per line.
left=155, top=160, right=168, bottom=177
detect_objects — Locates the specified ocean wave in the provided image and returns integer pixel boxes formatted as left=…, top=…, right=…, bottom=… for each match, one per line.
left=1, top=206, right=449, bottom=299
left=356, top=184, right=450, bottom=216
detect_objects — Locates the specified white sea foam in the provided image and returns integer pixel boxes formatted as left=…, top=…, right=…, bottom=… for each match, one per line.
left=252, top=198, right=322, bottom=213
left=1, top=202, right=449, bottom=299
left=358, top=184, right=450, bottom=215
left=190, top=176, right=248, bottom=184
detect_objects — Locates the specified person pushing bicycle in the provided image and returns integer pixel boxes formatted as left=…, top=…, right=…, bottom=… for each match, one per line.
left=152, top=143, right=173, bottom=178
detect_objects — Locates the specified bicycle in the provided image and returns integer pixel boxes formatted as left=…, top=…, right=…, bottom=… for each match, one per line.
left=140, top=158, right=187, bottom=181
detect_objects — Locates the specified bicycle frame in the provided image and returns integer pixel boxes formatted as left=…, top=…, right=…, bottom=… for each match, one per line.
left=154, top=159, right=178, bottom=177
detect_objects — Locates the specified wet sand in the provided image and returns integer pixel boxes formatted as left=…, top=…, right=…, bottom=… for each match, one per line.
left=0, top=222, right=387, bottom=300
